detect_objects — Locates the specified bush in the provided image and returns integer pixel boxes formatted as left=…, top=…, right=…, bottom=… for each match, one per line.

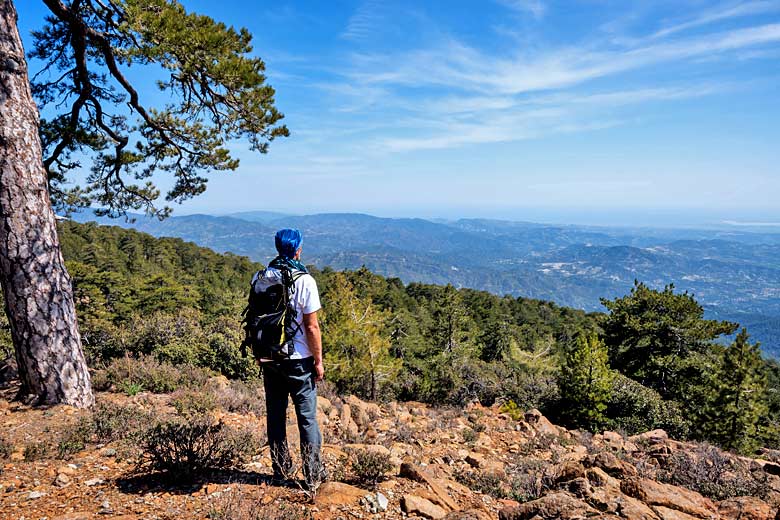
left=23, top=441, right=50, bottom=461
left=605, top=373, right=689, bottom=438
left=103, top=355, right=212, bottom=394
left=57, top=416, right=93, bottom=459
left=0, top=437, right=12, bottom=459
left=214, top=379, right=265, bottom=416
left=348, top=448, right=394, bottom=487
left=172, top=389, right=218, bottom=417
left=208, top=488, right=313, bottom=520
left=499, top=400, right=524, bottom=421
left=455, top=469, right=507, bottom=498
left=138, top=415, right=260, bottom=479
left=92, top=401, right=152, bottom=443
left=660, top=443, right=769, bottom=500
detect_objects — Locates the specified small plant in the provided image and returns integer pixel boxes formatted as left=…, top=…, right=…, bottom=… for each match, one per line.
left=455, top=469, right=507, bottom=499
left=393, top=423, right=414, bottom=443
left=499, top=400, right=524, bottom=421
left=0, top=437, right=12, bottom=459
left=57, top=416, right=93, bottom=459
left=462, top=428, right=478, bottom=443
left=23, top=441, right=50, bottom=461
left=138, top=414, right=260, bottom=479
left=348, top=448, right=394, bottom=487
left=172, top=389, right=217, bottom=417
left=104, top=355, right=212, bottom=394
left=118, top=379, right=143, bottom=396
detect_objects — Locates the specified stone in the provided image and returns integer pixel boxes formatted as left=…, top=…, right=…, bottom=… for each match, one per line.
left=499, top=491, right=599, bottom=520
left=85, top=478, right=105, bottom=486
left=717, top=496, right=774, bottom=520
left=652, top=505, right=706, bottom=520
left=52, top=514, right=91, bottom=520
left=315, top=481, right=368, bottom=506
left=629, top=429, right=669, bottom=444
left=524, top=409, right=559, bottom=437
left=444, top=510, right=493, bottom=520
left=54, top=472, right=71, bottom=487
left=587, top=451, right=638, bottom=478
left=27, top=490, right=46, bottom=500
left=620, top=479, right=718, bottom=519
left=402, top=494, right=447, bottom=520
left=399, top=463, right=459, bottom=511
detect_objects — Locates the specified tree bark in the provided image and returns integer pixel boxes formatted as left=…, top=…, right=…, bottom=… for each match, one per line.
left=0, top=0, right=93, bottom=407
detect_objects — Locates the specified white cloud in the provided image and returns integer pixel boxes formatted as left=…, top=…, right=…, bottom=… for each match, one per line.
left=497, top=0, right=546, bottom=19
left=652, top=1, right=780, bottom=39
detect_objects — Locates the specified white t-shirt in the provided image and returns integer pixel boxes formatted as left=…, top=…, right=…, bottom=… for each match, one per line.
left=251, top=267, right=321, bottom=360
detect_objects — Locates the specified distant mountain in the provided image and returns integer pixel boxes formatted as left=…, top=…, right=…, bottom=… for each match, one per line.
left=71, top=210, right=780, bottom=356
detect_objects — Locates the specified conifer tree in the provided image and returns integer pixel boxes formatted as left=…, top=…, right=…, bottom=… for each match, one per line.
left=706, top=329, right=768, bottom=454
left=559, top=332, right=614, bottom=430
left=322, top=273, right=400, bottom=400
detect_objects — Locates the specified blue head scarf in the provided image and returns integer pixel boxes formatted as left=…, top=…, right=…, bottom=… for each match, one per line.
left=270, top=228, right=308, bottom=273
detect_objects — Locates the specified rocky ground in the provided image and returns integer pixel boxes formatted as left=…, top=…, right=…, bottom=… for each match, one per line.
left=1, top=377, right=779, bottom=520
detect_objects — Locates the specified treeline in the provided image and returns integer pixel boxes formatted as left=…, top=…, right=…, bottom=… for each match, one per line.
left=0, top=221, right=777, bottom=455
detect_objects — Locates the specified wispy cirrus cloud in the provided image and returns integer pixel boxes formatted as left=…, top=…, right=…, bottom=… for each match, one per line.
left=651, top=0, right=780, bottom=39
left=497, top=0, right=546, bottom=19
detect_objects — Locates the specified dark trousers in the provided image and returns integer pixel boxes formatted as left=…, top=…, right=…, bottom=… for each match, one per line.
left=261, top=357, right=323, bottom=484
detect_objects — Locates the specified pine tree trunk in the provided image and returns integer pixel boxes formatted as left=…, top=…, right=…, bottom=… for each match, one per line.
left=0, top=0, right=93, bottom=407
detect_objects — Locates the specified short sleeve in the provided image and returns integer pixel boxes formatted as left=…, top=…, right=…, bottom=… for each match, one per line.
left=301, top=275, right=321, bottom=315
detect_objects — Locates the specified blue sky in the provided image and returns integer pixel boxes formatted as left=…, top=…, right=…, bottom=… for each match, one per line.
left=16, top=1, right=780, bottom=226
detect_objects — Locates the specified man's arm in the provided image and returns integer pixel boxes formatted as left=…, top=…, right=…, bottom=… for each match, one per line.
left=303, top=311, right=324, bottom=382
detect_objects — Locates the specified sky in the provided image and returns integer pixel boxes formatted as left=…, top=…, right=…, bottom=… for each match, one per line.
left=15, top=1, right=780, bottom=227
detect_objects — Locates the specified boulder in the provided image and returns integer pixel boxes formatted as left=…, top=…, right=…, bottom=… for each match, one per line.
left=717, top=496, right=775, bottom=520
left=444, top=510, right=493, bottom=520
left=499, top=491, right=600, bottom=520
left=630, top=430, right=669, bottom=445
left=621, top=478, right=718, bottom=519
left=315, top=481, right=368, bottom=506
left=399, top=462, right=459, bottom=511
left=403, top=494, right=447, bottom=519
left=586, top=451, right=638, bottom=479
left=524, top=409, right=559, bottom=437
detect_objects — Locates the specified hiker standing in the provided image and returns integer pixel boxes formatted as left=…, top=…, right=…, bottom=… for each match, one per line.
left=243, top=228, right=325, bottom=488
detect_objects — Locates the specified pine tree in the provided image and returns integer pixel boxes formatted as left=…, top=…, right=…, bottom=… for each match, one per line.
left=559, top=332, right=615, bottom=431
left=322, top=273, right=400, bottom=400
left=706, top=329, right=768, bottom=454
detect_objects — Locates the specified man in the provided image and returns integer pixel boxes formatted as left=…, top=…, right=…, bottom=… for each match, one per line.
left=251, top=228, right=325, bottom=488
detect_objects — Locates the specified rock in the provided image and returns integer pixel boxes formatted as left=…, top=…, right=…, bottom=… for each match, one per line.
left=718, top=496, right=775, bottom=520
left=652, top=505, right=706, bottom=520
left=524, top=409, right=559, bottom=437
left=54, top=472, right=71, bottom=487
left=552, top=461, right=587, bottom=484
left=586, top=466, right=620, bottom=489
left=344, top=443, right=391, bottom=456
left=85, top=478, right=104, bottom=486
left=376, top=492, right=389, bottom=512
left=363, top=491, right=389, bottom=513
left=586, top=451, right=638, bottom=478
left=315, top=481, right=368, bottom=506
left=399, top=462, right=459, bottom=511
left=101, top=448, right=117, bottom=457
left=499, top=491, right=599, bottom=520
left=52, top=513, right=91, bottom=520
left=630, top=429, right=669, bottom=445
left=402, top=494, right=447, bottom=520
left=621, top=478, right=717, bottom=519
left=27, top=490, right=46, bottom=500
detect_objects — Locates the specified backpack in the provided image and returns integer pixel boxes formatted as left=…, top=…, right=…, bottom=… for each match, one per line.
left=240, top=266, right=305, bottom=361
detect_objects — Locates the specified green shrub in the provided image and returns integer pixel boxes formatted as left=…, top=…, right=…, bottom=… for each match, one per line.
left=348, top=448, right=394, bottom=487
left=103, top=355, right=212, bottom=394
left=57, top=416, right=94, bottom=459
left=462, top=428, right=478, bottom=443
left=172, top=389, right=217, bottom=417
left=138, top=415, right=260, bottom=479
left=23, top=441, right=50, bottom=461
left=92, top=401, right=152, bottom=443
left=499, top=400, right=524, bottom=421
left=455, top=469, right=507, bottom=498
left=660, top=443, right=769, bottom=500
left=605, top=373, right=689, bottom=438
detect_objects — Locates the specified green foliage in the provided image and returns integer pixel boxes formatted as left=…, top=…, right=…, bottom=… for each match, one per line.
left=499, top=400, right=525, bottom=421
left=703, top=329, right=768, bottom=454
left=322, top=273, right=401, bottom=400
left=559, top=333, right=614, bottom=430
left=601, top=281, right=737, bottom=400
left=605, top=373, right=689, bottom=438
left=102, top=354, right=213, bottom=394
left=171, top=389, right=218, bottom=417
left=23, top=442, right=50, bottom=461
left=138, top=415, right=260, bottom=479
left=31, top=0, right=288, bottom=217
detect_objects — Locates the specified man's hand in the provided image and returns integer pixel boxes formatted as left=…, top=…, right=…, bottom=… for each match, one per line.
left=314, top=361, right=325, bottom=382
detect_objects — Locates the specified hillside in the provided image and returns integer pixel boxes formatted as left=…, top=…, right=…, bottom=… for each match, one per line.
left=70, top=211, right=780, bottom=356
left=0, top=382, right=778, bottom=520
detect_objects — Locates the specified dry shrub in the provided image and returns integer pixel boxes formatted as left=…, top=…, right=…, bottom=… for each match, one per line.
left=172, top=389, right=218, bottom=417
left=138, top=414, right=261, bottom=479
left=208, top=488, right=313, bottom=520
left=456, top=457, right=553, bottom=503
left=23, top=441, right=50, bottom=461
left=102, top=355, right=212, bottom=394
left=660, top=443, right=770, bottom=500
left=215, top=379, right=265, bottom=416
left=346, top=448, right=393, bottom=487
left=0, top=437, right=12, bottom=459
